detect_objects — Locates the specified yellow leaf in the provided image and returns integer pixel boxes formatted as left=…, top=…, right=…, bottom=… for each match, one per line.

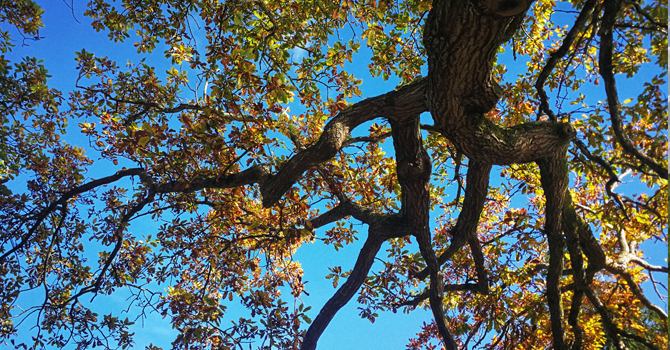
left=138, top=136, right=151, bottom=147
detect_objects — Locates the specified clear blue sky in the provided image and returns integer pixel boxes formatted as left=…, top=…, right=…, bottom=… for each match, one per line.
left=4, top=1, right=666, bottom=349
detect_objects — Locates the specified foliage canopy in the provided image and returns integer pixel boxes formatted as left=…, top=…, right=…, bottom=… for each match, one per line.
left=0, top=0, right=667, bottom=349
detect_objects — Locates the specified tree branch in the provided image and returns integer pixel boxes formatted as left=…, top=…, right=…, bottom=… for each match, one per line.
left=300, top=234, right=384, bottom=350
left=390, top=114, right=459, bottom=349
left=0, top=168, right=148, bottom=264
left=260, top=78, right=428, bottom=207
left=630, top=257, right=668, bottom=273
left=583, top=287, right=627, bottom=350
left=413, top=160, right=491, bottom=281
left=342, top=132, right=391, bottom=147
left=300, top=214, right=410, bottom=350
left=599, top=0, right=668, bottom=178
left=535, top=0, right=598, bottom=121
left=538, top=152, right=570, bottom=350
left=628, top=0, right=668, bottom=30
left=572, top=139, right=629, bottom=219
left=397, top=283, right=481, bottom=308
left=50, top=190, right=155, bottom=308
left=606, top=259, right=669, bottom=320
left=561, top=191, right=588, bottom=350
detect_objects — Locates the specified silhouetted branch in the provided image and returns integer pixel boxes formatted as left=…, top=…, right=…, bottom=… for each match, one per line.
left=628, top=0, right=668, bottom=30
left=50, top=191, right=155, bottom=308
left=599, top=0, right=668, bottom=178
left=0, top=168, right=148, bottom=264
left=535, top=0, right=598, bottom=121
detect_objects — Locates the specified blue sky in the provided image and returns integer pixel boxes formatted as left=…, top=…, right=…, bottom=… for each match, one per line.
left=3, top=1, right=667, bottom=349
left=5, top=3, right=437, bottom=349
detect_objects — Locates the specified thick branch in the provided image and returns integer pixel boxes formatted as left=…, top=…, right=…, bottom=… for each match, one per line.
left=301, top=126, right=414, bottom=350
left=308, top=204, right=352, bottom=229
left=83, top=79, right=428, bottom=209
left=538, top=153, right=570, bottom=350
left=116, top=80, right=420, bottom=207
left=390, top=115, right=460, bottom=349
left=260, top=78, right=427, bottom=207
left=424, top=0, right=574, bottom=165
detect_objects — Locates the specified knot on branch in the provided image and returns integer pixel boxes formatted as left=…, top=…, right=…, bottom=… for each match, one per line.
left=396, top=149, right=432, bottom=183
left=557, top=122, right=576, bottom=140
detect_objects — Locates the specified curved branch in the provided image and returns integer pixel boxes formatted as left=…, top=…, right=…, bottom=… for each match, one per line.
left=535, top=0, right=598, bottom=121
left=599, top=0, right=668, bottom=178
left=629, top=257, right=668, bottom=273
left=81, top=79, right=427, bottom=209
left=301, top=214, right=409, bottom=350
left=260, top=78, right=427, bottom=207
left=0, top=168, right=148, bottom=263
left=413, top=160, right=491, bottom=282
left=606, top=259, right=669, bottom=320
left=300, top=234, right=384, bottom=350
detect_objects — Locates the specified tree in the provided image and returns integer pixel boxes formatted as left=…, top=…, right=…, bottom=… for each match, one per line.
left=0, top=0, right=667, bottom=349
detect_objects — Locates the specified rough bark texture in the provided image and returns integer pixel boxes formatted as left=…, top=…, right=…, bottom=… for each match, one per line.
left=538, top=154, right=570, bottom=350
left=390, top=116, right=460, bottom=349
left=10, top=1, right=665, bottom=349
left=261, top=79, right=428, bottom=207
left=118, top=2, right=654, bottom=347
left=420, top=0, right=578, bottom=347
